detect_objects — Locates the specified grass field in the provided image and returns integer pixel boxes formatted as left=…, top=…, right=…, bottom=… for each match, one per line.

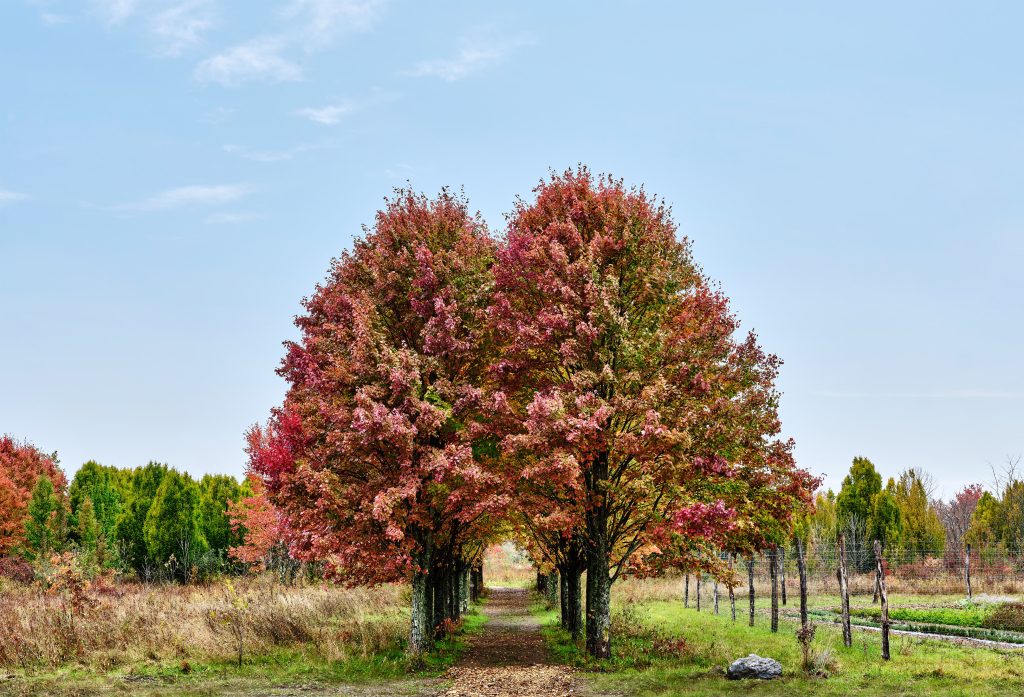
left=0, top=578, right=486, bottom=696
left=537, top=576, right=1024, bottom=696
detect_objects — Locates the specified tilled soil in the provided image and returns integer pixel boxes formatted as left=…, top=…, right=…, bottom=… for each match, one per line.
left=441, top=588, right=576, bottom=697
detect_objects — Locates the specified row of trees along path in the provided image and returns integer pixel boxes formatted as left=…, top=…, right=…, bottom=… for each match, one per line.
left=247, top=167, right=818, bottom=659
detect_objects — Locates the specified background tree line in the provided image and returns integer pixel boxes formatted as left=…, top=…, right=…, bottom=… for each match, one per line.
left=805, top=455, right=1024, bottom=570
left=0, top=434, right=286, bottom=582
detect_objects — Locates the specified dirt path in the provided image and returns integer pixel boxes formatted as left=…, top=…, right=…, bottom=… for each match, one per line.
left=441, top=587, right=576, bottom=697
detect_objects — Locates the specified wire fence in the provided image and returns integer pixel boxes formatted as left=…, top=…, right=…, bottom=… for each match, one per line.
left=678, top=545, right=1024, bottom=639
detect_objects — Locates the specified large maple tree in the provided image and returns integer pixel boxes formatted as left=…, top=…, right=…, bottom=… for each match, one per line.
left=489, top=168, right=815, bottom=657
left=247, top=188, right=505, bottom=654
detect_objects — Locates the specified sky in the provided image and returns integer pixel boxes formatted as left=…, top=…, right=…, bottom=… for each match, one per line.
left=1, top=1, right=1022, bottom=498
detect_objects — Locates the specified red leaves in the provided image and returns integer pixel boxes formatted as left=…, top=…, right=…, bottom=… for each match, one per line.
left=0, top=435, right=65, bottom=555
left=249, top=171, right=817, bottom=590
left=247, top=188, right=502, bottom=586
left=489, top=167, right=817, bottom=578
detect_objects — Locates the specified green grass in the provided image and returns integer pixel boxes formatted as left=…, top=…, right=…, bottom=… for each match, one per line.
left=848, top=606, right=993, bottom=627
left=4, top=608, right=488, bottom=696
left=536, top=599, right=1024, bottom=696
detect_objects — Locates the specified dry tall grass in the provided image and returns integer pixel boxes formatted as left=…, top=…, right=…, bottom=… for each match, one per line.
left=484, top=543, right=534, bottom=588
left=0, top=576, right=408, bottom=671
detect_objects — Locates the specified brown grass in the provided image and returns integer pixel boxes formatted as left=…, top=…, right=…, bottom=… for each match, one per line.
left=0, top=576, right=408, bottom=671
left=484, top=543, right=535, bottom=588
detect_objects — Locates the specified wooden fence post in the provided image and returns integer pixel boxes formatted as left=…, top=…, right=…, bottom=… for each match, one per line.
left=769, top=547, right=779, bottom=633
left=873, top=540, right=890, bottom=660
left=747, top=555, right=755, bottom=627
left=965, top=543, right=972, bottom=600
left=714, top=575, right=720, bottom=614
left=837, top=533, right=852, bottom=648
left=780, top=547, right=787, bottom=606
left=729, top=553, right=737, bottom=622
left=796, top=537, right=808, bottom=629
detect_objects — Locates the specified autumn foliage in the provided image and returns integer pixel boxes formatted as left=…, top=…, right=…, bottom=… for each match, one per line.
left=247, top=188, right=504, bottom=652
left=487, top=168, right=817, bottom=655
left=0, top=435, right=65, bottom=556
left=246, top=168, right=818, bottom=657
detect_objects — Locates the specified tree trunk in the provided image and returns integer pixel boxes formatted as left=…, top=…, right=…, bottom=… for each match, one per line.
left=431, top=560, right=449, bottom=632
left=547, top=570, right=559, bottom=607
left=747, top=556, right=755, bottom=627
left=837, top=533, right=852, bottom=648
left=684, top=573, right=689, bottom=609
left=696, top=572, right=702, bottom=612
left=450, top=566, right=461, bottom=621
left=874, top=540, right=890, bottom=660
left=567, top=564, right=583, bottom=640
left=408, top=532, right=433, bottom=655
left=461, top=563, right=470, bottom=613
left=769, top=548, right=779, bottom=633
left=584, top=452, right=612, bottom=659
left=470, top=564, right=482, bottom=602
left=585, top=547, right=611, bottom=658
left=559, top=568, right=569, bottom=629
left=713, top=576, right=719, bottom=614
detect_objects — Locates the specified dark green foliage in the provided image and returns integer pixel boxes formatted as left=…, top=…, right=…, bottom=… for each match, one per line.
left=850, top=606, right=991, bottom=628
left=68, top=461, right=123, bottom=555
left=197, top=474, right=243, bottom=559
left=24, top=475, right=63, bottom=562
left=144, top=468, right=207, bottom=580
left=836, top=457, right=882, bottom=526
left=113, top=462, right=168, bottom=576
left=867, top=485, right=902, bottom=550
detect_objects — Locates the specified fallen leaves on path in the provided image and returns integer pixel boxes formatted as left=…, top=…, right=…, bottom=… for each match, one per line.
left=442, top=665, right=575, bottom=697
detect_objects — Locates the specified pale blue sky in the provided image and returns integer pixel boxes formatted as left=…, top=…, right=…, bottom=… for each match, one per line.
left=1, top=1, right=1021, bottom=497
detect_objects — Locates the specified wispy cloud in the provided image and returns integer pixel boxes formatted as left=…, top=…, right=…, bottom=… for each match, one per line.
left=204, top=211, right=262, bottom=225
left=102, top=184, right=253, bottom=213
left=0, top=188, right=31, bottom=206
left=151, top=0, right=216, bottom=56
left=405, top=33, right=529, bottom=82
left=193, top=0, right=385, bottom=86
left=294, top=102, right=356, bottom=125
left=92, top=0, right=138, bottom=25
left=294, top=90, right=397, bottom=125
left=283, top=0, right=385, bottom=49
left=223, top=142, right=331, bottom=162
left=194, top=37, right=302, bottom=86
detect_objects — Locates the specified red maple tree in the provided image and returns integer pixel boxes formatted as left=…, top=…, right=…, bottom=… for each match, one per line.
left=488, top=168, right=816, bottom=657
left=247, top=188, right=505, bottom=654
left=0, top=435, right=66, bottom=556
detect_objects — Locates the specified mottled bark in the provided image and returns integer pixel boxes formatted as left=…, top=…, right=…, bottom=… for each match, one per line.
left=408, top=531, right=433, bottom=655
